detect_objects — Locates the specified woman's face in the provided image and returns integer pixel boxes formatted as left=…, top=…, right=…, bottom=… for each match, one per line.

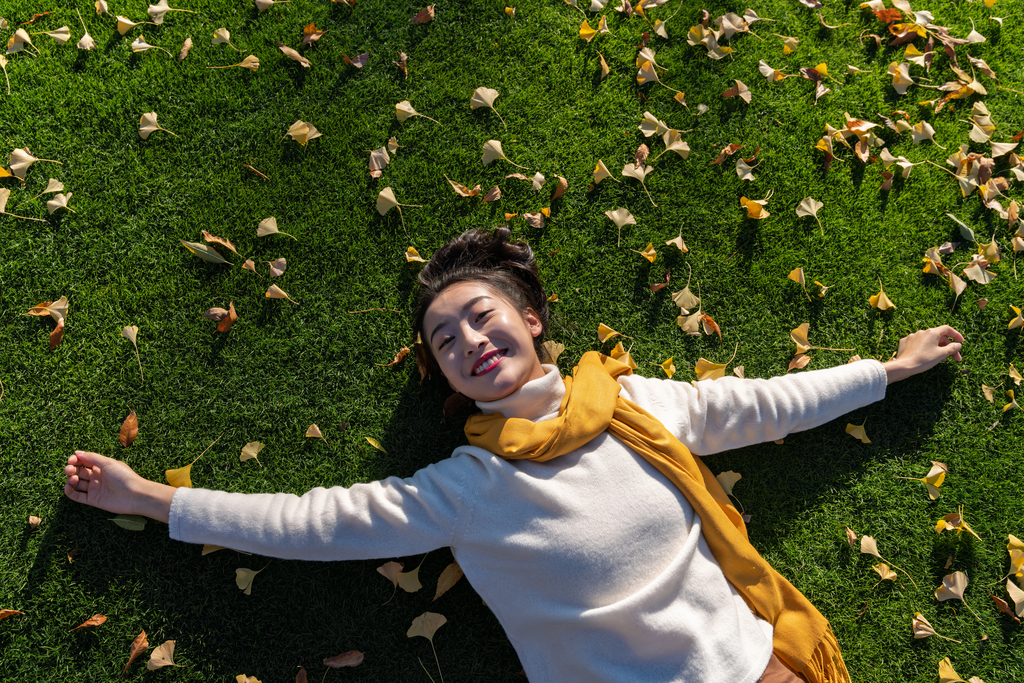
left=423, top=281, right=545, bottom=402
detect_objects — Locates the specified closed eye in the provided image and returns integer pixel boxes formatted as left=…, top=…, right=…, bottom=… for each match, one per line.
left=476, top=310, right=493, bottom=322
left=438, top=336, right=454, bottom=350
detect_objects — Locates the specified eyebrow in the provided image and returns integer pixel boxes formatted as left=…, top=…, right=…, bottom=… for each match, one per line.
left=429, top=295, right=492, bottom=344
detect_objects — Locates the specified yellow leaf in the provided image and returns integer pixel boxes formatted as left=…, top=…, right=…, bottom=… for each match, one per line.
left=365, top=436, right=387, bottom=453
left=266, top=284, right=298, bottom=305
left=165, top=462, right=194, bottom=488
left=284, top=120, right=321, bottom=145
left=660, top=357, right=676, bottom=378
left=609, top=341, right=637, bottom=370
left=432, top=561, right=464, bottom=601
left=406, top=246, right=426, bottom=263
left=539, top=340, right=565, bottom=365
left=790, top=323, right=812, bottom=354
left=715, top=470, right=742, bottom=496
left=407, top=611, right=447, bottom=642
left=547, top=292, right=559, bottom=302
left=665, top=233, right=688, bottom=253
left=377, top=561, right=403, bottom=586
left=305, top=424, right=326, bottom=442
left=1009, top=305, right=1024, bottom=330
left=874, top=563, right=897, bottom=582
left=505, top=6, right=515, bottom=16
left=788, top=267, right=806, bottom=287
left=235, top=566, right=265, bottom=595
left=597, top=323, right=621, bottom=343
left=240, top=441, right=264, bottom=465
left=180, top=240, right=229, bottom=265
left=845, top=422, right=870, bottom=444
left=939, top=657, right=967, bottom=683
left=869, top=280, right=896, bottom=310
left=633, top=243, right=656, bottom=262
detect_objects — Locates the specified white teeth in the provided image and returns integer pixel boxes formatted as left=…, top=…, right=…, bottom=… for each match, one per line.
left=474, top=350, right=505, bottom=375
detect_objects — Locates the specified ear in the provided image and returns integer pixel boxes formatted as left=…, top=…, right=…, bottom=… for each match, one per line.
left=523, top=308, right=543, bottom=338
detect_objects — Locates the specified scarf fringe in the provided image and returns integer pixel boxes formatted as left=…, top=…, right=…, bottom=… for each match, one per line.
left=783, top=623, right=850, bottom=683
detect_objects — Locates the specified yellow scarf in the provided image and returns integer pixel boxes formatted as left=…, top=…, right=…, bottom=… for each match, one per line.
left=465, top=351, right=850, bottom=683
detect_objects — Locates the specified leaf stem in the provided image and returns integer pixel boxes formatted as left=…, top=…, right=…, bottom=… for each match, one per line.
left=191, top=434, right=223, bottom=467
left=492, top=108, right=507, bottom=130
left=419, top=114, right=443, bottom=126
left=417, top=658, right=438, bottom=683
left=158, top=127, right=178, bottom=137
left=640, top=181, right=657, bottom=207
left=505, top=158, right=528, bottom=170
left=2, top=210, right=47, bottom=222
left=430, top=641, right=445, bottom=683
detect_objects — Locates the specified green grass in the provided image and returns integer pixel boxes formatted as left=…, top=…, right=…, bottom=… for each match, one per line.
left=1, top=0, right=1023, bottom=680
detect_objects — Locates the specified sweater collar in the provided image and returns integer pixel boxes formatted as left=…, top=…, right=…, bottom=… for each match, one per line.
left=475, top=364, right=564, bottom=422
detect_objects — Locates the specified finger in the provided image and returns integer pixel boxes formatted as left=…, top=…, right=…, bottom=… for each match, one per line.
left=64, top=481, right=87, bottom=504
left=935, top=325, right=965, bottom=343
left=77, top=466, right=92, bottom=481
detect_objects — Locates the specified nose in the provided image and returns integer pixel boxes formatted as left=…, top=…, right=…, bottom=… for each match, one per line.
left=461, top=323, right=487, bottom=356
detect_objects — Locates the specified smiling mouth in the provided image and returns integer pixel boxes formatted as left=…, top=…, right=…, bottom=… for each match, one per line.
left=473, top=349, right=507, bottom=375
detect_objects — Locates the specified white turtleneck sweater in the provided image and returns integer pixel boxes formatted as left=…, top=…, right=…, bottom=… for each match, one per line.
left=169, top=360, right=887, bottom=683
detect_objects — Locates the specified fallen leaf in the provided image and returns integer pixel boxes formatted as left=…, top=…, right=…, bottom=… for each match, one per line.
left=343, top=52, right=368, bottom=68
left=482, top=186, right=501, bottom=202
left=665, top=233, right=687, bottom=253
left=123, top=630, right=149, bottom=675
left=324, top=651, right=364, bottom=668
left=267, top=258, right=287, bottom=277
left=49, top=318, right=65, bottom=350
left=235, top=566, right=265, bottom=595
left=120, top=411, right=139, bottom=447
left=935, top=571, right=969, bottom=602
left=874, top=563, right=897, bottom=582
left=1005, top=578, right=1024, bottom=618
left=715, top=470, right=742, bottom=496
left=0, top=610, right=25, bottom=621
left=301, top=23, right=327, bottom=47
left=257, top=216, right=297, bottom=240
left=482, top=140, right=526, bottom=168
left=898, top=461, right=947, bottom=499
left=433, top=562, right=464, bottom=601
left=659, top=357, right=676, bottom=378
left=181, top=240, right=229, bottom=265
left=406, top=246, right=426, bottom=263
left=376, top=347, right=410, bottom=367
left=796, top=198, right=824, bottom=234
left=266, top=284, right=298, bottom=305
left=70, top=614, right=107, bottom=632
left=411, top=5, right=435, bottom=23
left=846, top=422, right=871, bottom=444
left=217, top=302, right=238, bottom=333
left=523, top=212, right=545, bottom=228
left=935, top=506, right=983, bottom=541
left=721, top=80, right=751, bottom=103
left=711, top=143, right=743, bottom=165
left=377, top=561, right=403, bottom=587
left=115, top=16, right=145, bottom=36
left=993, top=592, right=1022, bottom=623
left=365, top=436, right=387, bottom=453
left=139, top=112, right=176, bottom=140
left=306, top=424, right=327, bottom=444
left=276, top=41, right=311, bottom=67
left=597, top=323, right=620, bottom=343
left=869, top=280, right=896, bottom=310
left=846, top=527, right=857, bottom=548
left=470, top=87, right=506, bottom=129
left=632, top=243, right=656, bottom=263
left=538, top=340, right=565, bottom=365
left=551, top=176, right=568, bottom=201
left=408, top=611, right=447, bottom=641
left=24, top=297, right=68, bottom=322
left=240, top=442, right=264, bottom=465
left=28, top=515, right=41, bottom=530
left=147, top=640, right=179, bottom=670
left=177, top=36, right=192, bottom=60
left=604, top=208, right=636, bottom=246
left=788, top=354, right=811, bottom=372
left=938, top=658, right=965, bottom=683
left=283, top=120, right=320, bottom=146
left=609, top=341, right=637, bottom=370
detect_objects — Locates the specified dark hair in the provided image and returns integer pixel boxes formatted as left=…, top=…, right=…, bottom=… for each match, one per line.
left=413, top=227, right=549, bottom=379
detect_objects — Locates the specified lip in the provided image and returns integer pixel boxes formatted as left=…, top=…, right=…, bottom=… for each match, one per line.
left=472, top=348, right=507, bottom=376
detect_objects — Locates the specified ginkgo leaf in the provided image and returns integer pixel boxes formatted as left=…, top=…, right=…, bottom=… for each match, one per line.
left=235, top=566, right=265, bottom=595
left=49, top=317, right=64, bottom=348
left=377, top=561, right=403, bottom=589
left=632, top=243, right=656, bottom=263
left=116, top=16, right=148, bottom=36
left=9, top=148, right=62, bottom=181
left=592, top=159, right=620, bottom=184
left=846, top=527, right=858, bottom=549
left=396, top=100, right=440, bottom=125
left=120, top=410, right=139, bottom=447
left=938, top=658, right=966, bottom=683
left=1006, top=578, right=1024, bottom=617
left=266, top=284, right=298, bottom=305
left=887, top=62, right=914, bottom=94
left=139, top=112, right=176, bottom=140
left=597, top=323, right=621, bottom=343
left=283, top=120, right=321, bottom=146
left=524, top=212, right=545, bottom=228
left=796, top=198, right=824, bottom=235
left=739, top=194, right=771, bottom=219
left=721, top=80, right=751, bottom=104
left=77, top=12, right=97, bottom=50
left=551, top=176, right=568, bottom=201
left=665, top=233, right=688, bottom=253
left=96, top=1, right=109, bottom=14
left=147, top=640, right=179, bottom=670
left=609, top=341, right=637, bottom=370
left=240, top=442, right=264, bottom=465
left=470, top=87, right=506, bottom=129
left=788, top=354, right=811, bottom=372
left=70, top=614, right=108, bottom=632
left=715, top=470, right=742, bottom=496
left=276, top=41, right=310, bottom=67
left=911, top=121, right=943, bottom=148
left=639, top=111, right=669, bottom=138
left=659, top=357, right=676, bottom=379
left=859, top=535, right=881, bottom=559
left=432, top=561, right=464, bottom=601
left=180, top=240, right=229, bottom=265
left=531, top=172, right=546, bottom=191
left=122, top=630, right=149, bottom=675
left=622, top=163, right=656, bottom=207
left=672, top=288, right=699, bottom=313
left=539, top=340, right=565, bottom=365
left=846, top=422, right=871, bottom=443
left=256, top=0, right=290, bottom=12
left=208, top=55, right=260, bottom=71
left=482, top=140, right=526, bottom=168
left=1010, top=305, right=1024, bottom=330
left=43, top=192, right=73, bottom=215
left=604, top=208, right=635, bottom=246
left=897, top=461, right=947, bottom=499
left=0, top=610, right=25, bottom=622
left=874, top=563, right=897, bottom=582
left=301, top=23, right=328, bottom=47
left=405, top=246, right=427, bottom=263
left=869, top=280, right=895, bottom=311
left=935, top=571, right=969, bottom=602
left=256, top=216, right=297, bottom=240
left=411, top=5, right=435, bottom=23
left=323, top=651, right=364, bottom=668
left=111, top=514, right=148, bottom=530
left=598, top=51, right=609, bottom=79
left=24, top=296, right=69, bottom=322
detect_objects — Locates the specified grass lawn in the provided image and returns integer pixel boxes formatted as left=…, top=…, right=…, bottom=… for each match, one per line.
left=1, top=0, right=1023, bottom=680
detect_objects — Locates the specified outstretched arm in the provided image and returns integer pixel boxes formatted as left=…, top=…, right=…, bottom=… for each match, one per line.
left=64, top=451, right=175, bottom=523
left=882, top=325, right=963, bottom=385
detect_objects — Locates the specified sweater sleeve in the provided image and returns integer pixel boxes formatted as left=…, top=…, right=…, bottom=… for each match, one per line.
left=617, top=359, right=888, bottom=456
left=167, top=452, right=483, bottom=560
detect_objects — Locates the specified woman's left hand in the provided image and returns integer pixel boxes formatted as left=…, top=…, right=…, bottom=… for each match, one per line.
left=883, top=325, right=964, bottom=385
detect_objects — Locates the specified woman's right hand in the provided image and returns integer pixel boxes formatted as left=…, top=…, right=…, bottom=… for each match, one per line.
left=64, top=451, right=175, bottom=522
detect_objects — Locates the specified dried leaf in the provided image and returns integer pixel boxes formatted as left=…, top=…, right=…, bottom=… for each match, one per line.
left=523, top=212, right=545, bottom=228
left=935, top=571, right=968, bottom=602
left=343, top=52, right=368, bottom=68
left=217, top=302, right=238, bottom=333
left=120, top=411, right=139, bottom=447
left=240, top=442, right=264, bottom=465
left=790, top=323, right=812, bottom=354
left=711, top=143, right=743, bottom=165
left=302, top=23, right=327, bottom=47
left=938, top=658, right=965, bottom=683
left=178, top=36, right=192, bottom=60
left=860, top=535, right=881, bottom=558
left=365, top=436, right=387, bottom=453
left=276, top=41, right=311, bottom=67
left=147, top=640, right=178, bottom=670
left=659, top=357, right=676, bottom=378
left=0, top=610, right=25, bottom=621
left=874, top=563, right=897, bottom=582
left=235, top=566, right=265, bottom=595
left=323, top=651, right=365, bottom=668
left=267, top=258, right=286, bottom=277
left=24, top=297, right=69, bottom=322
left=201, top=230, right=238, bottom=255
left=411, top=5, right=435, bottom=24
left=597, top=323, right=621, bottom=343
left=377, top=561, right=403, bottom=586
left=539, top=340, right=565, bottom=365
left=632, top=243, right=656, bottom=263
left=266, top=284, right=298, bottom=304
left=788, top=354, right=811, bottom=372
left=482, top=140, right=524, bottom=168
left=715, top=470, right=741, bottom=496
left=70, top=614, right=107, bottom=631
left=482, top=186, right=501, bottom=202
left=846, top=527, right=857, bottom=548
left=28, top=515, right=41, bottom=530
left=377, top=347, right=410, bottom=367
left=283, top=120, right=320, bottom=146
left=551, top=176, right=568, bottom=201
left=123, top=630, right=149, bottom=675
left=721, top=80, right=751, bottom=103
left=139, top=112, right=176, bottom=140
left=49, top=318, right=65, bottom=350
left=433, top=562, right=464, bottom=601
left=305, top=424, right=326, bottom=442
left=257, top=216, right=297, bottom=240
left=869, top=280, right=896, bottom=310
left=181, top=240, right=229, bottom=265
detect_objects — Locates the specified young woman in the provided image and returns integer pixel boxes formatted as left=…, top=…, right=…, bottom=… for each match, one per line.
left=65, top=227, right=964, bottom=683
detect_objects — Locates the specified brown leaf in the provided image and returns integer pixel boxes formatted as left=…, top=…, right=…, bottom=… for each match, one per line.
left=394, top=51, right=408, bottom=77
left=0, top=609, right=25, bottom=621
left=711, top=143, right=743, bottom=165
left=721, top=80, right=751, bottom=103
left=992, top=594, right=1022, bottom=623
left=301, top=23, right=327, bottom=47
left=217, top=301, right=238, bottom=333
left=242, top=259, right=257, bottom=273
left=49, top=318, right=65, bottom=350
left=443, top=392, right=473, bottom=418
left=267, top=258, right=286, bottom=278
left=201, top=230, right=238, bottom=254
left=295, top=666, right=308, bottom=683
left=551, top=175, right=568, bottom=201
left=323, top=650, right=364, bottom=668
left=28, top=515, right=41, bottom=530
left=276, top=41, right=311, bottom=67
left=70, top=614, right=107, bottom=632
left=344, top=52, right=368, bottom=68
left=634, top=144, right=649, bottom=167
left=68, top=548, right=83, bottom=562
left=432, top=561, right=464, bottom=601
left=788, top=354, right=811, bottom=372
left=701, top=314, right=721, bottom=343
left=120, top=411, right=139, bottom=447
left=874, top=8, right=902, bottom=24
left=524, top=212, right=545, bottom=228
left=23, top=12, right=54, bottom=24
left=482, top=185, right=501, bottom=202
left=880, top=171, right=894, bottom=191
left=123, top=630, right=149, bottom=675
left=376, top=346, right=410, bottom=367
left=411, top=5, right=434, bottom=23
